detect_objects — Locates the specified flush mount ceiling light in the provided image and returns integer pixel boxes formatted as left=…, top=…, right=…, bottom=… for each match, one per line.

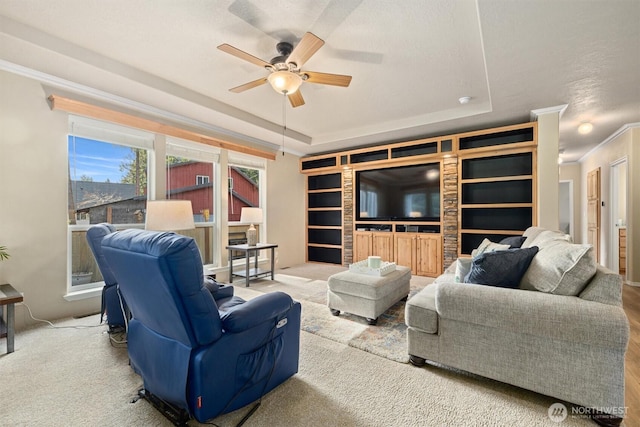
left=267, top=70, right=303, bottom=95
left=578, top=122, right=593, bottom=134
left=458, top=96, right=472, bottom=104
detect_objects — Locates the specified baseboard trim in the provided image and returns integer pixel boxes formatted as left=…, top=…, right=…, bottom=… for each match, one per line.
left=624, top=281, right=640, bottom=288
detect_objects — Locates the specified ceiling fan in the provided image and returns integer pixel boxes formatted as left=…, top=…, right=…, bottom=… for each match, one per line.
left=217, top=32, right=352, bottom=108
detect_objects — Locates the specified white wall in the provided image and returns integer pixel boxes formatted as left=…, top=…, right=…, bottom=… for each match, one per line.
left=266, top=153, right=306, bottom=269
left=0, top=70, right=307, bottom=329
left=0, top=71, right=100, bottom=328
left=536, top=112, right=560, bottom=230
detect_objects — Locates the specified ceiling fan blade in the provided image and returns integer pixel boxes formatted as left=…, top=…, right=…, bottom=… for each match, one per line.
left=217, top=43, right=272, bottom=68
left=304, top=71, right=352, bottom=87
left=288, top=90, right=305, bottom=108
left=286, top=32, right=325, bottom=68
left=229, top=77, right=268, bottom=93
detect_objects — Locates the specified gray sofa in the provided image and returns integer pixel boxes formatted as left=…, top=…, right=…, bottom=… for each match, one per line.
left=405, top=227, right=629, bottom=422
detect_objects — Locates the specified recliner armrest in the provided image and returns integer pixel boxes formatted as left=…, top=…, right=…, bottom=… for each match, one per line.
left=220, top=291, right=296, bottom=333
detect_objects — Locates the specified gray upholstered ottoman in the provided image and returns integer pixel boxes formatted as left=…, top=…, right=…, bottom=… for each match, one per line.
left=327, top=266, right=411, bottom=325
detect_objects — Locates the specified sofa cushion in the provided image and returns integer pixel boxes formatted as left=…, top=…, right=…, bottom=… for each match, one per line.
left=464, top=246, right=539, bottom=288
left=434, top=282, right=629, bottom=349
left=499, top=235, right=526, bottom=248
left=522, top=227, right=570, bottom=248
left=579, top=265, right=623, bottom=306
left=520, top=241, right=596, bottom=296
left=405, top=284, right=438, bottom=334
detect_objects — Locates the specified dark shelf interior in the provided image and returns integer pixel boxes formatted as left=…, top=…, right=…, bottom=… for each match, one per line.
left=462, top=152, right=532, bottom=179
left=308, top=210, right=342, bottom=227
left=396, top=224, right=441, bottom=233
left=461, top=207, right=532, bottom=231
left=302, top=157, right=337, bottom=170
left=350, top=149, right=388, bottom=164
left=308, top=246, right=342, bottom=264
left=391, top=142, right=437, bottom=158
left=462, top=179, right=532, bottom=204
left=308, top=191, right=342, bottom=208
left=461, top=233, right=520, bottom=255
left=354, top=224, right=393, bottom=232
left=308, top=228, right=341, bottom=246
left=308, top=173, right=341, bottom=190
left=459, top=127, right=534, bottom=150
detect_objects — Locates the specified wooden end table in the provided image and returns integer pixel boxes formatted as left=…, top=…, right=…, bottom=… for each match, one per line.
left=0, top=283, right=23, bottom=353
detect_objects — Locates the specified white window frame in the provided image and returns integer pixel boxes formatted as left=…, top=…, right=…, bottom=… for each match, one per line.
left=166, top=138, right=220, bottom=268
left=66, top=116, right=154, bottom=296
left=228, top=153, right=267, bottom=264
left=196, top=175, right=210, bottom=185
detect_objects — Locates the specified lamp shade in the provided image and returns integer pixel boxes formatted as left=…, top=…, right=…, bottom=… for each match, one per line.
left=145, top=200, right=195, bottom=231
left=267, top=70, right=302, bottom=95
left=240, top=207, right=263, bottom=225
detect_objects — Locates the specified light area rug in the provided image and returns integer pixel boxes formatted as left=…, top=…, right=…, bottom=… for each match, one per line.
left=235, top=273, right=426, bottom=363
left=0, top=313, right=591, bottom=426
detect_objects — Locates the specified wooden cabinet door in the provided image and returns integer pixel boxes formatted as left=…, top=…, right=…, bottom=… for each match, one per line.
left=353, top=232, right=372, bottom=263
left=395, top=233, right=416, bottom=273
left=372, top=233, right=394, bottom=262
left=416, top=235, right=442, bottom=277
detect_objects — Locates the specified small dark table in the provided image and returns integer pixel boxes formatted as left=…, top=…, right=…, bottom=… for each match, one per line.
left=1, top=283, right=23, bottom=353
left=226, top=243, right=278, bottom=287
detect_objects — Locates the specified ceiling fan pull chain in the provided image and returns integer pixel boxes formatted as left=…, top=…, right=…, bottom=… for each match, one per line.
left=281, top=92, right=287, bottom=156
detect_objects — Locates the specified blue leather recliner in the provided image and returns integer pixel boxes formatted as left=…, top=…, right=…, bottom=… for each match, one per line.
left=101, top=228, right=301, bottom=423
left=86, top=223, right=128, bottom=329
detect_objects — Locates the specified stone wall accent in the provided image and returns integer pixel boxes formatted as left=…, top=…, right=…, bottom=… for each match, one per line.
left=442, top=156, right=459, bottom=270
left=342, top=169, right=353, bottom=266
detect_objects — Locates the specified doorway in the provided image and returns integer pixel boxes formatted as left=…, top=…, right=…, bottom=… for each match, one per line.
left=610, top=158, right=628, bottom=279
left=559, top=180, right=573, bottom=240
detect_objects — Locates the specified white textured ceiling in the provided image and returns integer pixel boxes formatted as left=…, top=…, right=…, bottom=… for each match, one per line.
left=0, top=0, right=638, bottom=161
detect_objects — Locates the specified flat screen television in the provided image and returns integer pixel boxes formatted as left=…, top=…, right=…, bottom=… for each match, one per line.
left=355, top=163, right=440, bottom=222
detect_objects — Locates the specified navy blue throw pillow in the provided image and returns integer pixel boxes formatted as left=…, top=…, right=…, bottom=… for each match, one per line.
left=464, top=246, right=539, bottom=288
left=499, top=235, right=526, bottom=249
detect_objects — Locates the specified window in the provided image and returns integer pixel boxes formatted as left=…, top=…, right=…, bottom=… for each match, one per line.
left=196, top=175, right=210, bottom=185
left=166, top=138, right=219, bottom=265
left=228, top=153, right=265, bottom=248
left=359, top=183, right=379, bottom=218
left=68, top=116, right=153, bottom=291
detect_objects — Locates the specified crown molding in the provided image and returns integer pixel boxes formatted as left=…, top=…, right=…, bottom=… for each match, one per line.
left=578, top=123, right=640, bottom=162
left=530, top=104, right=569, bottom=120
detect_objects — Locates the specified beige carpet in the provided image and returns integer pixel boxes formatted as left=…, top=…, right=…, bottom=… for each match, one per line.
left=0, top=265, right=592, bottom=426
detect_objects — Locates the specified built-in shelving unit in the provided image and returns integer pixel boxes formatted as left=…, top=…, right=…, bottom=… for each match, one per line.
left=300, top=121, right=537, bottom=273
left=457, top=124, right=537, bottom=255
left=306, top=172, right=343, bottom=264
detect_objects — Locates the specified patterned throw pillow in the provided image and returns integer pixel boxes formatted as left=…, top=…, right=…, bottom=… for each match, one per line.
left=454, top=258, right=473, bottom=283
left=471, top=238, right=510, bottom=258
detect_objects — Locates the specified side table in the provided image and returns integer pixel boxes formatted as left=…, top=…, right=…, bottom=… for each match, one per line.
left=0, top=283, right=23, bottom=353
left=226, top=243, right=278, bottom=287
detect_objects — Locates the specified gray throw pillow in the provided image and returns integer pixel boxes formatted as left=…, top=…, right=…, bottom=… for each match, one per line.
left=499, top=235, right=526, bottom=249
left=464, top=246, right=539, bottom=289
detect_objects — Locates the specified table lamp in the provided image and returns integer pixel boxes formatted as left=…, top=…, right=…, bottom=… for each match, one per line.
left=240, top=207, right=263, bottom=246
left=145, top=200, right=195, bottom=231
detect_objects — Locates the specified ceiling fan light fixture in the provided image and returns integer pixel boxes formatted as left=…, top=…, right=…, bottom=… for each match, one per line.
left=268, top=70, right=302, bottom=95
